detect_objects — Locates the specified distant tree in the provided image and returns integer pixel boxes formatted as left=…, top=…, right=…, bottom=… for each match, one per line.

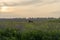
left=28, top=20, right=33, bottom=23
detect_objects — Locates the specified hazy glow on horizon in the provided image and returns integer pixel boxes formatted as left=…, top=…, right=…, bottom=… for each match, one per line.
left=0, top=0, right=60, bottom=18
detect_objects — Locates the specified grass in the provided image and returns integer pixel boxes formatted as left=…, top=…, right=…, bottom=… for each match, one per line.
left=0, top=18, right=60, bottom=40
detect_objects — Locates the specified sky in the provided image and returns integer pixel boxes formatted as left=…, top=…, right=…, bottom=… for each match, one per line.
left=0, top=0, right=60, bottom=18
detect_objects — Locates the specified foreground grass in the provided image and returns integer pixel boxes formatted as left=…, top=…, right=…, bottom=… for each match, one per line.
left=0, top=19, right=60, bottom=40
left=0, top=28, right=60, bottom=40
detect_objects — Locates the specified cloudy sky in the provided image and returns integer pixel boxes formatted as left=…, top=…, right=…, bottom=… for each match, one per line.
left=0, top=0, right=60, bottom=18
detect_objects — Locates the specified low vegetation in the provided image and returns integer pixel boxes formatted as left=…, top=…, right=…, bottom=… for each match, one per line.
left=0, top=18, right=60, bottom=40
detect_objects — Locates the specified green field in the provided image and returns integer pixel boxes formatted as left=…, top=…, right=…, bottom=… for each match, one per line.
left=0, top=18, right=60, bottom=40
